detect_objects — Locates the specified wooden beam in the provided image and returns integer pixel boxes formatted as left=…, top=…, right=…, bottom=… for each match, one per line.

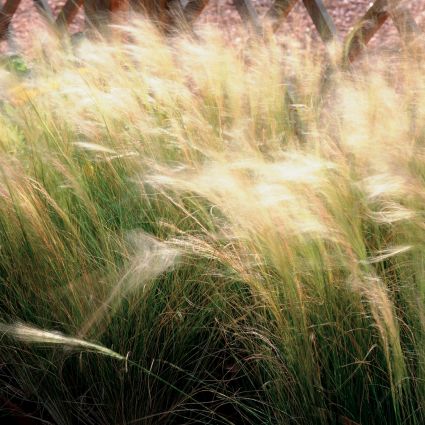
left=183, top=0, right=210, bottom=25
left=265, top=0, right=299, bottom=32
left=85, top=0, right=106, bottom=29
left=302, top=0, right=338, bottom=43
left=56, top=0, right=84, bottom=27
left=33, top=0, right=54, bottom=22
left=387, top=0, right=421, bottom=43
left=6, top=23, right=19, bottom=53
left=84, top=0, right=121, bottom=30
left=166, top=0, right=191, bottom=31
left=232, top=0, right=262, bottom=35
left=344, top=0, right=389, bottom=63
left=0, top=0, right=22, bottom=40
left=109, top=0, right=126, bottom=11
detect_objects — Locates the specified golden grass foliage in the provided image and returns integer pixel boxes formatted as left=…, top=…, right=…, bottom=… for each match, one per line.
left=1, top=20, right=425, bottom=424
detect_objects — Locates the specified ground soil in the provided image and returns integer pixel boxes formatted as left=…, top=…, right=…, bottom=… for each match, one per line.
left=1, top=0, right=425, bottom=56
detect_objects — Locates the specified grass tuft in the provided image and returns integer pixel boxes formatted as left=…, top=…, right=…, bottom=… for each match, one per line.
left=1, top=20, right=425, bottom=424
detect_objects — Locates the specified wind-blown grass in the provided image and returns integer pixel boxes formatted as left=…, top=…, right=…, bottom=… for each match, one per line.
left=1, top=20, right=425, bottom=424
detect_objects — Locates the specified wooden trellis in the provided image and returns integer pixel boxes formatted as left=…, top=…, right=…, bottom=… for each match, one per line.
left=0, top=0, right=422, bottom=63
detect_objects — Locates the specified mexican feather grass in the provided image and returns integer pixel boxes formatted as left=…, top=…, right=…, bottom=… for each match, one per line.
left=1, top=19, right=425, bottom=424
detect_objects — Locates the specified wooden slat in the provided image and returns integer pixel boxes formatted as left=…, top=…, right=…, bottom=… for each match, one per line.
left=132, top=0, right=174, bottom=25
left=33, top=0, right=55, bottom=22
left=344, top=0, right=389, bottom=63
left=285, top=82, right=307, bottom=145
left=232, top=0, right=262, bottom=35
left=387, top=0, right=421, bottom=43
left=6, top=24, right=19, bottom=53
left=265, top=0, right=299, bottom=32
left=56, top=0, right=84, bottom=27
left=109, top=0, right=126, bottom=11
left=84, top=0, right=112, bottom=30
left=302, top=0, right=338, bottom=43
left=0, top=0, right=22, bottom=40
left=183, top=0, right=210, bottom=25
left=166, top=0, right=192, bottom=31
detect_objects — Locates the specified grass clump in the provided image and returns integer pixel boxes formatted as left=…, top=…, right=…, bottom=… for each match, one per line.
left=1, top=20, right=425, bottom=424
